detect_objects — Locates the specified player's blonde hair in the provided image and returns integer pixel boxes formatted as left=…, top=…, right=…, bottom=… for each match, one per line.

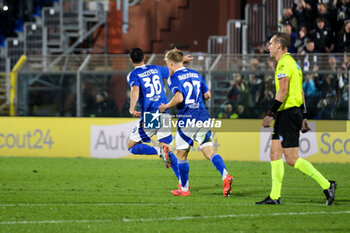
left=165, top=48, right=183, bottom=63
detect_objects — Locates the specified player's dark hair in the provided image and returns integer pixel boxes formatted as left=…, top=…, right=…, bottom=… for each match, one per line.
left=274, top=32, right=290, bottom=50
left=129, top=48, right=144, bottom=63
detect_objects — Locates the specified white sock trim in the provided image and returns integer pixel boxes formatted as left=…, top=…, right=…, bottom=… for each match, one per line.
left=178, top=160, right=188, bottom=164
left=210, top=153, right=219, bottom=162
left=181, top=181, right=190, bottom=192
left=200, top=141, right=213, bottom=149
left=222, top=169, right=228, bottom=181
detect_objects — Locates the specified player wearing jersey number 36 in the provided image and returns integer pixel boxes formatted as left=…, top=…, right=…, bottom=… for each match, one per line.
left=126, top=48, right=194, bottom=189
left=255, top=33, right=336, bottom=205
left=126, top=48, right=180, bottom=186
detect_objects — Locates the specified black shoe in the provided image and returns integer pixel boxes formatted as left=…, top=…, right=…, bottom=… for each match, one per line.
left=255, top=196, right=281, bottom=205
left=323, top=180, right=337, bottom=205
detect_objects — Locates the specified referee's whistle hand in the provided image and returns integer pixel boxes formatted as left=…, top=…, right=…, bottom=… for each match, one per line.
left=301, top=119, right=311, bottom=133
left=262, top=116, right=273, bottom=128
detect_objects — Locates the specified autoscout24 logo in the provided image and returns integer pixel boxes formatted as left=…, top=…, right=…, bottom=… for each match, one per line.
left=143, top=110, right=222, bottom=129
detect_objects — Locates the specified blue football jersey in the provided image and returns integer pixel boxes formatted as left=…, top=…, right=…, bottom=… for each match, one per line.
left=168, top=67, right=210, bottom=122
left=127, top=65, right=169, bottom=115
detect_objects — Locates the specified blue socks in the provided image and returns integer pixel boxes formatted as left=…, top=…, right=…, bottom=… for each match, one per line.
left=169, top=151, right=180, bottom=181
left=128, top=144, right=158, bottom=155
left=211, top=154, right=228, bottom=180
left=129, top=144, right=182, bottom=186
left=178, top=160, right=189, bottom=189
left=128, top=144, right=181, bottom=184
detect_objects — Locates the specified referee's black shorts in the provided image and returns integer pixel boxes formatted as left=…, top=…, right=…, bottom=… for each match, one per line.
left=272, top=107, right=303, bottom=148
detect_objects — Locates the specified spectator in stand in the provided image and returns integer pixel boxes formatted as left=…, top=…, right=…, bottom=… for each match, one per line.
left=317, top=3, right=337, bottom=28
left=327, top=54, right=340, bottom=73
left=293, top=0, right=318, bottom=31
left=280, top=8, right=298, bottom=32
left=335, top=0, right=350, bottom=32
left=301, top=38, right=322, bottom=118
left=321, top=55, right=341, bottom=96
left=301, top=39, right=318, bottom=71
left=248, top=74, right=264, bottom=117
left=250, top=57, right=264, bottom=80
left=293, top=0, right=308, bottom=30
left=336, top=19, right=350, bottom=52
left=91, top=90, right=119, bottom=117
left=327, top=55, right=341, bottom=80
left=317, top=90, right=336, bottom=119
left=83, top=86, right=98, bottom=117
left=310, top=17, right=335, bottom=52
left=216, top=103, right=236, bottom=119
left=234, top=104, right=251, bottom=119
left=236, top=77, right=254, bottom=116
left=216, top=103, right=252, bottom=119
left=295, top=26, right=309, bottom=53
left=320, top=73, right=338, bottom=97
left=283, top=20, right=298, bottom=53
left=303, top=73, right=322, bottom=118
left=260, top=57, right=276, bottom=117
left=227, top=73, right=244, bottom=107
left=335, top=53, right=350, bottom=119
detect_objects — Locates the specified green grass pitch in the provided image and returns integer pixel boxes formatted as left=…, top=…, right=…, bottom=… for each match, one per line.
left=1, top=156, right=349, bottom=233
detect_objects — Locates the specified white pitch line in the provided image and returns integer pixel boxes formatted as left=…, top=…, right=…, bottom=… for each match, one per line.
left=1, top=211, right=349, bottom=225
left=0, top=203, right=175, bottom=207
left=0, top=202, right=326, bottom=207
left=122, top=211, right=350, bottom=222
left=0, top=219, right=112, bottom=225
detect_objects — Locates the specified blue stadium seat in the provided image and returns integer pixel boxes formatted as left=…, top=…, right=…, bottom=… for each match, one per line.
left=14, top=19, right=24, bottom=33
left=33, top=2, right=42, bottom=17
left=0, top=35, right=5, bottom=48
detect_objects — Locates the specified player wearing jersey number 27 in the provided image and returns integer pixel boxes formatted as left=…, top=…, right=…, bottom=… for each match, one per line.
left=159, top=48, right=234, bottom=197
left=255, top=33, right=336, bottom=205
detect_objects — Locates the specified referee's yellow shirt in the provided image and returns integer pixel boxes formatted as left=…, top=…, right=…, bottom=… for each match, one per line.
left=275, top=53, right=303, bottom=111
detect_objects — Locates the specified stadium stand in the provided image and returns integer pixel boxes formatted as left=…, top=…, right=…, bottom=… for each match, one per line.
left=0, top=0, right=107, bottom=72
left=0, top=0, right=348, bottom=120
left=0, top=0, right=107, bottom=114
left=16, top=52, right=349, bottom=120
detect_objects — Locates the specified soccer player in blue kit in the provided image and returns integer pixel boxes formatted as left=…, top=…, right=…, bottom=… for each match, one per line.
left=127, top=48, right=192, bottom=187
left=159, top=48, right=234, bottom=197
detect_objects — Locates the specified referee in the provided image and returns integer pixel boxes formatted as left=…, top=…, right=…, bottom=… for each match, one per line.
left=255, top=32, right=337, bottom=205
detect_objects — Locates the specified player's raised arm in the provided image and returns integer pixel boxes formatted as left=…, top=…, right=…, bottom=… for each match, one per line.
left=183, top=54, right=194, bottom=63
